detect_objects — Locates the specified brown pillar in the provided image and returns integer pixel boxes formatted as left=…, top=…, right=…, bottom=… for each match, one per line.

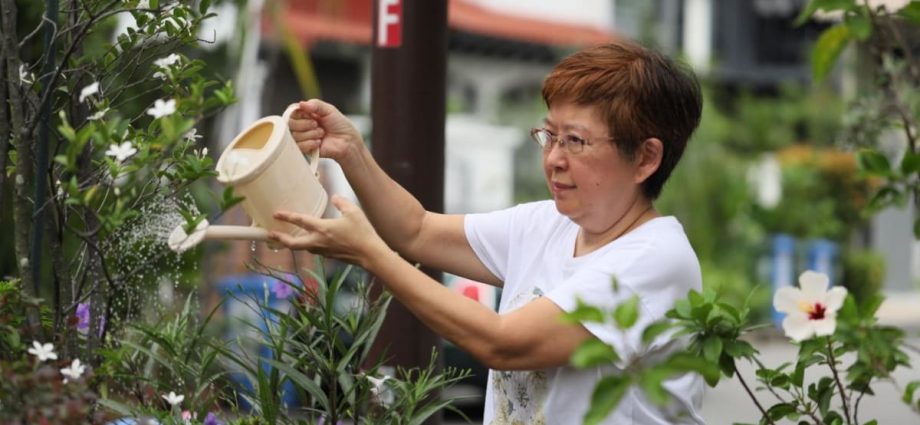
left=369, top=0, right=447, bottom=413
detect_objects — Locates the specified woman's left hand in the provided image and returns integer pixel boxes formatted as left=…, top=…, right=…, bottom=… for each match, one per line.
left=269, top=195, right=389, bottom=268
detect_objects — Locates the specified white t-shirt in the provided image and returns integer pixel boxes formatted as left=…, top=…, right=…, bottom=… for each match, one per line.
left=464, top=200, right=706, bottom=425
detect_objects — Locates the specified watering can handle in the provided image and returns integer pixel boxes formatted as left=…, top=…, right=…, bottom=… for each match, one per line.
left=282, top=103, right=321, bottom=176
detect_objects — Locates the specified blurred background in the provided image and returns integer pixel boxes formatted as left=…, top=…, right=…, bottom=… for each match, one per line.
left=3, top=0, right=919, bottom=422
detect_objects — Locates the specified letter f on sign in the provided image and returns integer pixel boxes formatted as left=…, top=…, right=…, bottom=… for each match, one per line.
left=377, top=0, right=402, bottom=48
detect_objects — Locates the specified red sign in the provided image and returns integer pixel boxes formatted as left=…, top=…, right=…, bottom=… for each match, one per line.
left=377, top=0, right=402, bottom=48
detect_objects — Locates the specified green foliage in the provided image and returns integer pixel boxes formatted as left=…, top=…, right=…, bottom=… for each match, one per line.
left=210, top=261, right=471, bottom=424
left=841, top=249, right=885, bottom=306
left=801, top=0, right=920, bottom=236
left=97, top=295, right=230, bottom=420
left=0, top=281, right=104, bottom=424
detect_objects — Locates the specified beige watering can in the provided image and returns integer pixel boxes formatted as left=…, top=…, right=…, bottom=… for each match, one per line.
left=168, top=103, right=327, bottom=253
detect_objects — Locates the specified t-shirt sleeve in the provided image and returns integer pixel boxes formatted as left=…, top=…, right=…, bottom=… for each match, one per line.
left=463, top=205, right=523, bottom=282
left=544, top=241, right=672, bottom=365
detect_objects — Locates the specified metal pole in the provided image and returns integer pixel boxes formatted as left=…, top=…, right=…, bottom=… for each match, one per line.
left=370, top=0, right=446, bottom=420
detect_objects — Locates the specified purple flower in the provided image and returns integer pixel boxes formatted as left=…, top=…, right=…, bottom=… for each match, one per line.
left=203, top=412, right=220, bottom=425
left=271, top=280, right=294, bottom=300
left=76, top=303, right=90, bottom=332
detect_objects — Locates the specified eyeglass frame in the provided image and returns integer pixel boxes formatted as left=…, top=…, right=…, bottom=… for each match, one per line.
left=529, top=127, right=617, bottom=155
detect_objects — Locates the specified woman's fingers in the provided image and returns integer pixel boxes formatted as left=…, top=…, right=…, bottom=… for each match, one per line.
left=273, top=210, right=319, bottom=230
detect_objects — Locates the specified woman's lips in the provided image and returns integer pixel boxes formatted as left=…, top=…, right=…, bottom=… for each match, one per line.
left=552, top=181, right=575, bottom=194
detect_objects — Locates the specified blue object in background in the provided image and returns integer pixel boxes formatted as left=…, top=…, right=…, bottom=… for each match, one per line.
left=770, top=234, right=796, bottom=328
left=218, top=274, right=299, bottom=410
left=807, top=238, right=839, bottom=285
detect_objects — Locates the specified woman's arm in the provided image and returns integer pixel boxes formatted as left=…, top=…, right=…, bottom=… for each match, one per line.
left=270, top=197, right=593, bottom=370
left=289, top=100, right=499, bottom=286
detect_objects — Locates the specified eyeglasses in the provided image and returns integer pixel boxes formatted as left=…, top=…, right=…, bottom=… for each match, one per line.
left=530, top=128, right=614, bottom=155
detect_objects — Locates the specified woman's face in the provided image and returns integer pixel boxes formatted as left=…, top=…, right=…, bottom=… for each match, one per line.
left=542, top=101, right=643, bottom=231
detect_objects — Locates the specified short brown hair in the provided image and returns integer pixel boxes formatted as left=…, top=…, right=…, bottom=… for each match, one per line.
left=542, top=41, right=702, bottom=200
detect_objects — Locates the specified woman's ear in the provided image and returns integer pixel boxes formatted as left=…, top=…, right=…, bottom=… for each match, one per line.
left=634, top=138, right=663, bottom=184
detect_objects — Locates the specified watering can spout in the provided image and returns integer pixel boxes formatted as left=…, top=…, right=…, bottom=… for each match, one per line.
left=168, top=220, right=272, bottom=253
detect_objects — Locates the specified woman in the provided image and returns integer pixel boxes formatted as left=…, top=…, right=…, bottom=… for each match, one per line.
left=271, top=41, right=705, bottom=424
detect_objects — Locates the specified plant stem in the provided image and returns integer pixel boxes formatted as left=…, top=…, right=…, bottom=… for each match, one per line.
left=735, top=363, right=777, bottom=425
left=826, top=338, right=853, bottom=425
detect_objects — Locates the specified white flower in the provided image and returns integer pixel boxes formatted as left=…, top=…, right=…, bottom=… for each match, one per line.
left=366, top=375, right=393, bottom=407
left=773, top=271, right=848, bottom=342
left=153, top=71, right=167, bottom=80
left=183, top=128, right=202, bottom=142
left=146, top=98, right=176, bottom=119
left=28, top=341, right=58, bottom=362
left=19, top=64, right=33, bottom=85
left=60, top=359, right=86, bottom=383
left=105, top=141, right=138, bottom=162
left=88, top=108, right=110, bottom=121
left=153, top=54, right=181, bottom=69
left=79, top=82, right=99, bottom=103
left=162, top=391, right=185, bottom=406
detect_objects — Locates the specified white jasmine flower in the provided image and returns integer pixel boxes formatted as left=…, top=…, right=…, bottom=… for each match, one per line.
left=88, top=108, right=109, bottom=121
left=105, top=141, right=138, bottom=162
left=366, top=375, right=394, bottom=407
left=146, top=98, right=176, bottom=119
left=162, top=391, right=185, bottom=406
left=183, top=128, right=202, bottom=141
left=79, top=82, right=99, bottom=103
left=153, top=71, right=167, bottom=80
left=28, top=341, right=58, bottom=362
left=153, top=54, right=181, bottom=69
left=19, top=64, right=33, bottom=85
left=773, top=271, right=848, bottom=342
left=60, top=359, right=86, bottom=383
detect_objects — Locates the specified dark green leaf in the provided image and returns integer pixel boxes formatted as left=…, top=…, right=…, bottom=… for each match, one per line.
left=570, top=338, right=621, bottom=368
left=812, top=25, right=852, bottom=81
left=702, top=336, right=723, bottom=363
left=199, top=0, right=212, bottom=14
left=857, top=149, right=892, bottom=174
left=641, top=321, right=674, bottom=344
left=614, top=295, right=641, bottom=329
left=724, top=340, right=757, bottom=359
left=583, top=375, right=632, bottom=425
left=901, top=151, right=920, bottom=174
left=766, top=402, right=797, bottom=420
left=844, top=11, right=872, bottom=40
left=899, top=1, right=920, bottom=24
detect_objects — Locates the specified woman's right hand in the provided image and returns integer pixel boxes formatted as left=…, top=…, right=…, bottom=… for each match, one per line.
left=289, top=99, right=364, bottom=164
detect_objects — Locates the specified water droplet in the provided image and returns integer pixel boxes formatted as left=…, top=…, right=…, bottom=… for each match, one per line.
left=251, top=241, right=257, bottom=252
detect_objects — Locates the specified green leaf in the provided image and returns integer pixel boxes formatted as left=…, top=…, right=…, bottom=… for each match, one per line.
left=723, top=340, right=756, bottom=359
left=614, top=295, right=641, bottom=329
left=844, top=11, right=872, bottom=41
left=915, top=217, right=920, bottom=239
left=857, top=149, right=893, bottom=174
left=900, top=151, right=920, bottom=175
left=766, top=402, right=797, bottom=420
left=641, top=321, right=674, bottom=344
left=199, top=0, right=213, bottom=15
left=570, top=338, right=620, bottom=368
left=582, top=375, right=632, bottom=425
left=563, top=299, right=606, bottom=324
left=702, top=336, right=723, bottom=363
left=904, top=380, right=920, bottom=404
left=812, top=25, right=852, bottom=82
left=899, top=1, right=920, bottom=24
